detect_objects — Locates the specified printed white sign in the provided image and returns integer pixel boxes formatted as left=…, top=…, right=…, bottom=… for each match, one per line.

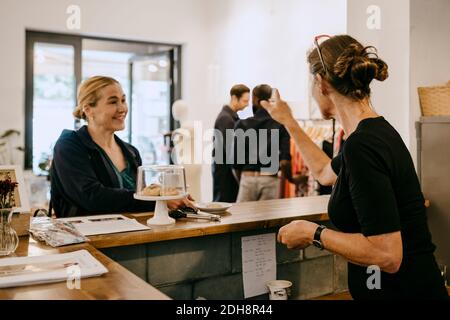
left=242, top=233, right=276, bottom=298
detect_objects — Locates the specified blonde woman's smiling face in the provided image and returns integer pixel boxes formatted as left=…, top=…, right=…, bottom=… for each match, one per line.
left=85, top=83, right=128, bottom=132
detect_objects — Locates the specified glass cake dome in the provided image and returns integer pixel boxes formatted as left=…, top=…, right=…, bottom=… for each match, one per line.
left=134, top=165, right=188, bottom=226
left=136, top=165, right=187, bottom=199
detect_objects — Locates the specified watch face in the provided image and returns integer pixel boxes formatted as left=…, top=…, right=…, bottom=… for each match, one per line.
left=313, top=240, right=323, bottom=249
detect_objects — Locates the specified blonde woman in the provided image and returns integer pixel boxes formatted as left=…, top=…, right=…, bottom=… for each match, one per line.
left=50, top=76, right=194, bottom=217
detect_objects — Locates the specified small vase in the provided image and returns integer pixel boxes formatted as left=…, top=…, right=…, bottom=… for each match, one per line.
left=0, top=208, right=19, bottom=256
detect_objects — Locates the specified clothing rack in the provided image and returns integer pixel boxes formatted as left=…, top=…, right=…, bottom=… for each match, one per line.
left=280, top=118, right=343, bottom=199
left=295, top=118, right=338, bottom=145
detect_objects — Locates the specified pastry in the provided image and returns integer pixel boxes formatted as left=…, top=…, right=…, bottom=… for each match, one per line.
left=142, top=184, right=161, bottom=196
left=162, top=187, right=180, bottom=196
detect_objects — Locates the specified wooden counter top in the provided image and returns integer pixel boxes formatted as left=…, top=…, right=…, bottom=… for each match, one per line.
left=89, top=195, right=330, bottom=248
left=0, top=196, right=329, bottom=300
left=0, top=237, right=170, bottom=300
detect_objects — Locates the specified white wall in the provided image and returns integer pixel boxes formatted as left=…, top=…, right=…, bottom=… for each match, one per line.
left=0, top=0, right=347, bottom=202
left=0, top=0, right=214, bottom=199
left=203, top=0, right=347, bottom=120
left=347, top=0, right=411, bottom=148
left=0, top=0, right=210, bottom=155
left=410, top=0, right=450, bottom=167
left=3, top=1, right=448, bottom=203
left=0, top=0, right=348, bottom=202
left=198, top=0, right=347, bottom=200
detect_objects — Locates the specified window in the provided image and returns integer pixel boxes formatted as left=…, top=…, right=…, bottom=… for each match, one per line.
left=25, top=31, right=181, bottom=174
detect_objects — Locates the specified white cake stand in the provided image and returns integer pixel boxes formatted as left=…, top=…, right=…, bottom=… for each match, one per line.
left=134, top=193, right=188, bottom=226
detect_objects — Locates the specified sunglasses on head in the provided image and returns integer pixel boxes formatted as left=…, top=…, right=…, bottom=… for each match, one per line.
left=314, top=34, right=332, bottom=76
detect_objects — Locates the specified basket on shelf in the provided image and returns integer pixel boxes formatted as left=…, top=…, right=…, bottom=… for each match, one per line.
left=418, top=81, right=450, bottom=116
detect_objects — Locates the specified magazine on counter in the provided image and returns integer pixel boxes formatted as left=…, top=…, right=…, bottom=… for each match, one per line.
left=30, top=217, right=89, bottom=247
left=0, top=249, right=108, bottom=288
left=58, top=214, right=151, bottom=236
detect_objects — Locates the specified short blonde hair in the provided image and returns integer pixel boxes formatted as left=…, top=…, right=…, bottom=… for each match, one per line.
left=73, top=76, right=120, bottom=120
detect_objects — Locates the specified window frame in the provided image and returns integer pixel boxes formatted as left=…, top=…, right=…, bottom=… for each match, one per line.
left=25, top=30, right=181, bottom=170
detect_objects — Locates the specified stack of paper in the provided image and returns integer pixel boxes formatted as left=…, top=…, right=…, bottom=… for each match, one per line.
left=58, top=214, right=151, bottom=236
left=0, top=250, right=108, bottom=288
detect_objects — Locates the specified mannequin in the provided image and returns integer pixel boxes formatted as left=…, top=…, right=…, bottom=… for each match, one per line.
left=171, top=100, right=202, bottom=201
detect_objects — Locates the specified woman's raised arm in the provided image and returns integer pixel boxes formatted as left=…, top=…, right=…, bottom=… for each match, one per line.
left=261, top=89, right=337, bottom=186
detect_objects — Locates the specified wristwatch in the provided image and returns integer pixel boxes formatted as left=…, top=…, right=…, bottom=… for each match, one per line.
left=312, top=225, right=327, bottom=250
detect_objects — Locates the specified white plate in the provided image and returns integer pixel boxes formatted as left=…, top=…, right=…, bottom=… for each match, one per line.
left=134, top=193, right=189, bottom=201
left=195, top=202, right=232, bottom=213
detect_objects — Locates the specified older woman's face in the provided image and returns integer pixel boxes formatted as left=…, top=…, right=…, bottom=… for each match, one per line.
left=87, top=83, right=127, bottom=132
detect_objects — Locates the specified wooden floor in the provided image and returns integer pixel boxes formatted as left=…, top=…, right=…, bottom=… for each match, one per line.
left=313, top=291, right=353, bottom=300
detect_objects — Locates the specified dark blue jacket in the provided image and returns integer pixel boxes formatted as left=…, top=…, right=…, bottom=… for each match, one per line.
left=212, top=105, right=240, bottom=202
left=50, top=126, right=155, bottom=217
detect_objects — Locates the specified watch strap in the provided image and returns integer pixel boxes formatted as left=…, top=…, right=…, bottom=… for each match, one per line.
left=313, top=225, right=326, bottom=250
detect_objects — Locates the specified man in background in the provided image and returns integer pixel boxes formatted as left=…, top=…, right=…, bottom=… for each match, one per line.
left=233, top=84, right=295, bottom=202
left=212, top=84, right=250, bottom=202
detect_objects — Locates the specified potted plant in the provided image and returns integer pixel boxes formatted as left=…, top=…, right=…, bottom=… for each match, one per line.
left=0, top=175, right=19, bottom=256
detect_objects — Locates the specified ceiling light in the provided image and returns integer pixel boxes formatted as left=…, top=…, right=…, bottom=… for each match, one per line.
left=159, top=59, right=168, bottom=68
left=148, top=64, right=158, bottom=73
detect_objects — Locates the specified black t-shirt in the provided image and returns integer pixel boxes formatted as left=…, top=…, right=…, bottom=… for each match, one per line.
left=233, top=106, right=291, bottom=173
left=329, top=117, right=447, bottom=299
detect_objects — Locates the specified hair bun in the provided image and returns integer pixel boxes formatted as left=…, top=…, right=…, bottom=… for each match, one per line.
left=371, top=57, right=389, bottom=81
left=333, top=43, right=364, bottom=80
left=333, top=44, right=388, bottom=99
left=72, top=105, right=85, bottom=120
left=307, top=35, right=389, bottom=100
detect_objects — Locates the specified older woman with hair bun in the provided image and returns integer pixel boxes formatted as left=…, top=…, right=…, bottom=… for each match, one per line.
left=261, top=35, right=448, bottom=299
left=50, top=76, right=194, bottom=217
